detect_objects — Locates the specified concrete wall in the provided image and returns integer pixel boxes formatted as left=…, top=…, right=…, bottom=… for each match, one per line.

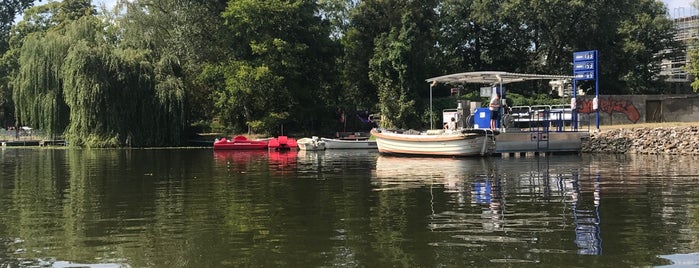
left=576, top=94, right=699, bottom=126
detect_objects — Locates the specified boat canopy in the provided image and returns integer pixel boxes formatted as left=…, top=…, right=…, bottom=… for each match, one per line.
left=426, top=71, right=573, bottom=86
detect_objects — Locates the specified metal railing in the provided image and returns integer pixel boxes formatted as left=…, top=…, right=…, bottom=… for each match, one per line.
left=507, top=105, right=590, bottom=132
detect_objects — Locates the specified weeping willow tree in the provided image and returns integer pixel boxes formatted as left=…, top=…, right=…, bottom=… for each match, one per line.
left=14, top=15, right=186, bottom=147
left=13, top=30, right=70, bottom=137
left=61, top=18, right=185, bottom=147
left=152, top=54, right=186, bottom=145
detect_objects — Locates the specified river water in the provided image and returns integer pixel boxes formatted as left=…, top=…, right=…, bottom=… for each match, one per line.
left=1, top=148, right=698, bottom=267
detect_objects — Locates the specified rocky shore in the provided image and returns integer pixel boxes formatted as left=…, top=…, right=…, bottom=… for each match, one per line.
left=582, top=126, right=699, bottom=155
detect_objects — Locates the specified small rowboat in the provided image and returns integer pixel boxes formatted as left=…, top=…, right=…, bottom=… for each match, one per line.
left=321, top=137, right=377, bottom=149
left=297, top=136, right=326, bottom=151
left=370, top=128, right=497, bottom=157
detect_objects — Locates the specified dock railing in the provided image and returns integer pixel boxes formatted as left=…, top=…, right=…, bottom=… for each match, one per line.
left=508, top=105, right=590, bottom=133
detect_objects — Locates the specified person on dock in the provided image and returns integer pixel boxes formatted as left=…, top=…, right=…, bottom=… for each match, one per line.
left=489, top=92, right=501, bottom=129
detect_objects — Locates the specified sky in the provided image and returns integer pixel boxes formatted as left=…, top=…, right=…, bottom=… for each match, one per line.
left=93, top=0, right=116, bottom=10
left=665, top=0, right=697, bottom=17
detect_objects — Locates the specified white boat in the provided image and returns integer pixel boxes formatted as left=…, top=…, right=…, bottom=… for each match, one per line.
left=297, top=136, right=326, bottom=151
left=370, top=128, right=497, bottom=157
left=320, top=137, right=378, bottom=149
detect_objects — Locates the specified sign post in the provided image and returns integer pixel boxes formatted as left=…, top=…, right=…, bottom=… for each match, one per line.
left=573, top=50, right=599, bottom=130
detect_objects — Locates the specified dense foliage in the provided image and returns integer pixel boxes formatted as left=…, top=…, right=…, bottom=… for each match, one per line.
left=0, top=0, right=680, bottom=146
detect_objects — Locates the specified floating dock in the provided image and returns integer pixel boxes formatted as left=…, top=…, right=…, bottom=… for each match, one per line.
left=2, top=140, right=40, bottom=147
left=494, top=130, right=589, bottom=157
left=1, top=140, right=67, bottom=147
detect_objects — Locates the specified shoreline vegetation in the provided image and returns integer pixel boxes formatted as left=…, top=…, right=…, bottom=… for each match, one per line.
left=583, top=122, right=699, bottom=155
left=5, top=123, right=699, bottom=155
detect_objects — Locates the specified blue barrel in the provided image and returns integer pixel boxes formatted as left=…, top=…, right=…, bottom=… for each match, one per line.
left=474, top=108, right=490, bottom=129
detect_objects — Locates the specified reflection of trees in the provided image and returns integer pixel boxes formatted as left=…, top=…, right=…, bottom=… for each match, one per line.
left=2, top=149, right=224, bottom=266
left=3, top=149, right=699, bottom=266
left=8, top=149, right=69, bottom=260
left=370, top=191, right=422, bottom=267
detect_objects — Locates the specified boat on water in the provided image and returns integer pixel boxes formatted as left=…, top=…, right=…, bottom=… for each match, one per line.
left=370, top=128, right=497, bottom=157
left=297, top=136, right=326, bottom=151
left=321, top=137, right=378, bottom=149
left=268, top=135, right=297, bottom=151
left=213, top=135, right=269, bottom=150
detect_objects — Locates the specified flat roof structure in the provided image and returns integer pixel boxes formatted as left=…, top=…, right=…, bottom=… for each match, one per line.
left=426, top=71, right=573, bottom=85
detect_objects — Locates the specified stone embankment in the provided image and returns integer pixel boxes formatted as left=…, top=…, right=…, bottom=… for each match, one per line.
left=582, top=126, right=699, bottom=155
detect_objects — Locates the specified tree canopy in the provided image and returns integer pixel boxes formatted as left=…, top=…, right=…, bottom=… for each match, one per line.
left=0, top=0, right=681, bottom=146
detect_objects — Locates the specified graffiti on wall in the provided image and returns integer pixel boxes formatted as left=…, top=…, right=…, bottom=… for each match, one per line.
left=577, top=97, right=640, bottom=123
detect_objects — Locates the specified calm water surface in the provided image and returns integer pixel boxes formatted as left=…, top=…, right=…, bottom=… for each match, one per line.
left=1, top=148, right=699, bottom=267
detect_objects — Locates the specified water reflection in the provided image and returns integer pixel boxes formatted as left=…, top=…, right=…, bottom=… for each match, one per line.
left=371, top=156, right=491, bottom=191
left=371, top=155, right=605, bottom=259
left=213, top=150, right=298, bottom=175
left=572, top=173, right=602, bottom=255
left=295, top=149, right=378, bottom=180
left=2, top=149, right=699, bottom=267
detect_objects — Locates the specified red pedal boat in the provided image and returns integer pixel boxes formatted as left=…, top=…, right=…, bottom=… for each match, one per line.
left=267, top=135, right=297, bottom=151
left=213, top=135, right=269, bottom=150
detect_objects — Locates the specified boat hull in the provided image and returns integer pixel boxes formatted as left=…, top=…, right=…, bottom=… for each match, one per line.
left=321, top=138, right=378, bottom=149
left=297, top=137, right=326, bottom=151
left=370, top=128, right=496, bottom=156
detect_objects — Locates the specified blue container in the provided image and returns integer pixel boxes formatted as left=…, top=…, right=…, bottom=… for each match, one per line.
left=473, top=107, right=500, bottom=129
left=474, top=108, right=489, bottom=129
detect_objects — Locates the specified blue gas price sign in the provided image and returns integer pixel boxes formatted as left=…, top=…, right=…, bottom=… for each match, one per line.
left=573, top=50, right=597, bottom=81
left=573, top=61, right=595, bottom=71
left=574, top=51, right=596, bottom=62
left=574, top=71, right=594, bottom=80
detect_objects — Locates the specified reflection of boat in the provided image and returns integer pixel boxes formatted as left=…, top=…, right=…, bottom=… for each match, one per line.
left=372, top=155, right=490, bottom=190
left=370, top=128, right=496, bottom=157
left=321, top=137, right=377, bottom=149
left=268, top=136, right=297, bottom=151
left=268, top=150, right=298, bottom=174
left=297, top=137, right=325, bottom=151
left=296, top=150, right=324, bottom=173
left=213, top=150, right=267, bottom=163
left=213, top=135, right=269, bottom=150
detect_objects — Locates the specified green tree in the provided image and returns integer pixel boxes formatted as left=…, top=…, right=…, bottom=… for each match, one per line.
left=0, top=0, right=44, bottom=127
left=59, top=17, right=186, bottom=147
left=55, top=0, right=95, bottom=24
left=221, top=0, right=338, bottom=135
left=686, top=0, right=699, bottom=92
left=435, top=0, right=675, bottom=96
left=434, top=0, right=534, bottom=95
left=339, top=0, right=404, bottom=117
left=10, top=1, right=187, bottom=147
left=13, top=30, right=70, bottom=137
left=0, top=0, right=35, bottom=53
left=363, top=0, right=437, bottom=129
left=198, top=61, right=283, bottom=134
left=11, top=0, right=97, bottom=139
left=116, top=0, right=231, bottom=127
left=613, top=0, right=676, bottom=93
